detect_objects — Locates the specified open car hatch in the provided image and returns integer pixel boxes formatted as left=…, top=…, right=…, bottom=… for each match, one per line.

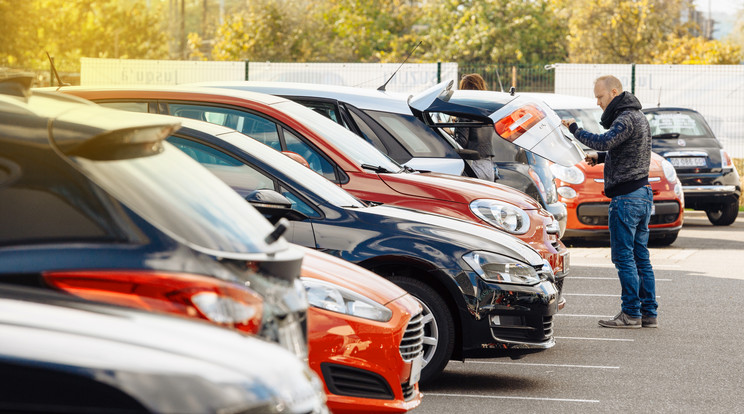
left=408, top=82, right=584, bottom=167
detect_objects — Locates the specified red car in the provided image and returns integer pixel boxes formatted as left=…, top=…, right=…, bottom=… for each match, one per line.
left=302, top=248, right=423, bottom=413
left=528, top=93, right=685, bottom=245
left=58, top=86, right=570, bottom=293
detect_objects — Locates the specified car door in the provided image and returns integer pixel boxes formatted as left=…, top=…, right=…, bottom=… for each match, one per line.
left=165, top=134, right=319, bottom=248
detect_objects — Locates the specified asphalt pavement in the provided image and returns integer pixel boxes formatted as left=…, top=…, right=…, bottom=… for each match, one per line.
left=417, top=210, right=744, bottom=413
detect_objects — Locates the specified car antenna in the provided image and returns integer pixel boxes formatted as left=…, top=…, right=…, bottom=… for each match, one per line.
left=45, top=51, right=70, bottom=90
left=377, top=41, right=422, bottom=92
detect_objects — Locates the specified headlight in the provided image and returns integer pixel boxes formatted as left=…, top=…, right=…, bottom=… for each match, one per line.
left=302, top=278, right=392, bottom=322
left=557, top=186, right=577, bottom=199
left=463, top=251, right=541, bottom=285
left=660, top=158, right=678, bottom=183
left=550, top=164, right=585, bottom=185
left=470, top=199, right=531, bottom=234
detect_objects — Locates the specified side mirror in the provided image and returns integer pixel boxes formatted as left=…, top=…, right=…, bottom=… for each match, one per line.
left=282, top=151, right=310, bottom=168
left=245, top=189, right=308, bottom=224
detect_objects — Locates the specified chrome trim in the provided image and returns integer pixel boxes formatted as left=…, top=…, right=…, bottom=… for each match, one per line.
left=682, top=185, right=737, bottom=193
left=663, top=151, right=708, bottom=157
left=595, top=177, right=660, bottom=183
left=594, top=178, right=604, bottom=183
left=399, top=311, right=425, bottom=362
left=490, top=336, right=556, bottom=350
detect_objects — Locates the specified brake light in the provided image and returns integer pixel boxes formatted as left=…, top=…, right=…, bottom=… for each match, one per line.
left=721, top=150, right=734, bottom=169
left=43, top=270, right=263, bottom=333
left=494, top=104, right=546, bottom=142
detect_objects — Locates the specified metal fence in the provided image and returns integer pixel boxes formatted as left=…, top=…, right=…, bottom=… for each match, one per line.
left=457, top=63, right=555, bottom=93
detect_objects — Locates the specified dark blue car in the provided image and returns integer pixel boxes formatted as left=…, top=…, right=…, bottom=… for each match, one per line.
left=164, top=117, right=560, bottom=383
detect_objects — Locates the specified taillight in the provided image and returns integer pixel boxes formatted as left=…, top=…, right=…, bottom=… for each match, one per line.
left=494, top=104, right=546, bottom=142
left=43, top=270, right=263, bottom=333
left=721, top=150, right=735, bottom=170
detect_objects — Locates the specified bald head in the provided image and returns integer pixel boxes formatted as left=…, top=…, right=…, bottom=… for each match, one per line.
left=594, top=75, right=623, bottom=110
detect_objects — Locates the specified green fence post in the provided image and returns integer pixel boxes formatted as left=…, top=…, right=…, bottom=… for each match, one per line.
left=437, top=62, right=442, bottom=84
left=631, top=63, right=636, bottom=94
left=244, top=60, right=249, bottom=81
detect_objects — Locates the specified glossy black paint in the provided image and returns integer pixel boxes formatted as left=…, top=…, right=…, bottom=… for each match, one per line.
left=0, top=285, right=323, bottom=414
left=169, top=122, right=558, bottom=359
left=643, top=107, right=741, bottom=211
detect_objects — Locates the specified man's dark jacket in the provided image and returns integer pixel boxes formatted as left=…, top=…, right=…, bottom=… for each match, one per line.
left=569, top=91, right=651, bottom=198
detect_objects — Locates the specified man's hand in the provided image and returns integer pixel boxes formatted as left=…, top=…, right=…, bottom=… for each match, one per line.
left=585, top=152, right=599, bottom=166
left=561, top=118, right=576, bottom=129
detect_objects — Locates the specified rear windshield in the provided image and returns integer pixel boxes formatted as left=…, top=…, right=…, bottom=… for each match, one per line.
left=644, top=111, right=714, bottom=138
left=72, top=142, right=285, bottom=256
left=364, top=110, right=457, bottom=158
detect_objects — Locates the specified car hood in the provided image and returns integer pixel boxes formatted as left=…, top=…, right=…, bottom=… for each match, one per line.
left=299, top=247, right=410, bottom=306
left=378, top=171, right=541, bottom=210
left=408, top=82, right=585, bottom=167
left=361, top=205, right=543, bottom=266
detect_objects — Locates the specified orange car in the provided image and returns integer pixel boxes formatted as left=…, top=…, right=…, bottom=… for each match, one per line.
left=302, top=248, right=423, bottom=413
left=530, top=93, right=685, bottom=245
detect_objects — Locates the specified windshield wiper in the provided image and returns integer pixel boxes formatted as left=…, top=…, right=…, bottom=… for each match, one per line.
left=361, top=163, right=393, bottom=173
left=652, top=132, right=680, bottom=139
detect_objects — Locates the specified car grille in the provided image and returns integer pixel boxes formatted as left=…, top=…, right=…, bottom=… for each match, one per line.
left=577, top=201, right=680, bottom=226
left=399, top=311, right=424, bottom=361
left=320, top=363, right=393, bottom=400
left=491, top=315, right=554, bottom=342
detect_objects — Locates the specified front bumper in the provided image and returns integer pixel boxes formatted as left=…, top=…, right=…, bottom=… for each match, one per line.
left=562, top=199, right=683, bottom=239
left=307, top=295, right=423, bottom=414
left=451, top=271, right=558, bottom=359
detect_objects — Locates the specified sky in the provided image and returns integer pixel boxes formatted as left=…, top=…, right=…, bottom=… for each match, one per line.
left=693, top=0, right=743, bottom=14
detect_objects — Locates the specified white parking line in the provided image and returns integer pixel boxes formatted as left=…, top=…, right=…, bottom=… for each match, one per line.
left=570, top=263, right=681, bottom=270
left=563, top=293, right=661, bottom=298
left=556, top=313, right=614, bottom=318
left=568, top=276, right=673, bottom=282
left=465, top=361, right=620, bottom=369
left=425, top=393, right=600, bottom=403
left=556, top=336, right=634, bottom=342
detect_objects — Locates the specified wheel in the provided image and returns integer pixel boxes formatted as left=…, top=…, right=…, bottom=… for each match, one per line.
left=387, top=276, right=455, bottom=384
left=649, top=231, right=678, bottom=246
left=705, top=201, right=739, bottom=226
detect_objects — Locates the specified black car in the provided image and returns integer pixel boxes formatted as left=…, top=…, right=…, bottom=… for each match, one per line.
left=160, top=117, right=559, bottom=383
left=643, top=107, right=741, bottom=225
left=0, top=77, right=308, bottom=357
left=196, top=81, right=569, bottom=234
left=0, top=285, right=327, bottom=414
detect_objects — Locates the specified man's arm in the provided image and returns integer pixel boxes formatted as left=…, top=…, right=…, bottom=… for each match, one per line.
left=563, top=116, right=635, bottom=151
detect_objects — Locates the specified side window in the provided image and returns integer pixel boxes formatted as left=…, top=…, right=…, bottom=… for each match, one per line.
left=346, top=108, right=389, bottom=152
left=97, top=101, right=150, bottom=113
left=167, top=136, right=275, bottom=192
left=279, top=185, right=319, bottom=218
left=283, top=129, right=336, bottom=181
left=295, top=100, right=348, bottom=129
left=166, top=103, right=282, bottom=151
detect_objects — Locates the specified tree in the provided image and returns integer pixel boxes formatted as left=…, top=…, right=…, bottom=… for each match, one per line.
left=2, top=0, right=169, bottom=72
left=210, top=0, right=319, bottom=61
left=416, top=0, right=569, bottom=64
left=653, top=34, right=742, bottom=64
left=555, top=0, right=692, bottom=63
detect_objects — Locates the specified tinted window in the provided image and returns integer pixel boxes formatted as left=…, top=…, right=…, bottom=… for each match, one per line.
left=283, top=129, right=336, bottom=181
left=364, top=110, right=454, bottom=158
left=72, top=143, right=286, bottom=255
left=167, top=103, right=282, bottom=151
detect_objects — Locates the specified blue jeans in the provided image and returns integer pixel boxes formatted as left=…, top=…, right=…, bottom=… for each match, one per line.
left=608, top=186, right=657, bottom=318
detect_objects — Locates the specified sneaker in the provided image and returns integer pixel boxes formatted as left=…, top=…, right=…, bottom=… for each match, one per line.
left=598, top=312, right=641, bottom=329
left=642, top=315, right=658, bottom=328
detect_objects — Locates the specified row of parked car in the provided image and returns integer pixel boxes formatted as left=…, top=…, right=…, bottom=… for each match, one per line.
left=1, top=73, right=738, bottom=413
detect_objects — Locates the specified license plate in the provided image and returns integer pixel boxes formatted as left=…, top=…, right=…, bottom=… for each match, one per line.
left=561, top=250, right=570, bottom=274
left=409, top=354, right=423, bottom=385
left=668, top=157, right=706, bottom=167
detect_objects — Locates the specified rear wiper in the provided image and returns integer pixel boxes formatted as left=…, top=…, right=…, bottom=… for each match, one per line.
left=362, top=164, right=393, bottom=173
left=652, top=133, right=680, bottom=139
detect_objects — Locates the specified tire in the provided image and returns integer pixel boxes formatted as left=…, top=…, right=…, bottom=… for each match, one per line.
left=706, top=201, right=739, bottom=226
left=387, top=276, right=455, bottom=384
left=650, top=231, right=678, bottom=246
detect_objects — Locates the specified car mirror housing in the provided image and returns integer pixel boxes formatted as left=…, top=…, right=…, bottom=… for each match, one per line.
left=245, top=189, right=308, bottom=223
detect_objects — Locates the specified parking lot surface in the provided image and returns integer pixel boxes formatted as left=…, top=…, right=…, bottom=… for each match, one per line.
left=418, top=210, right=744, bottom=413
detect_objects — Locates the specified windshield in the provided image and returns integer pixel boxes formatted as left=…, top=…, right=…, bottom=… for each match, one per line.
left=73, top=142, right=287, bottom=256
left=218, top=131, right=366, bottom=209
left=273, top=100, right=402, bottom=173
left=645, top=111, right=714, bottom=138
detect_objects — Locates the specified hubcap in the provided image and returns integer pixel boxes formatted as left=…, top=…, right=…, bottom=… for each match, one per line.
left=417, top=298, right=439, bottom=368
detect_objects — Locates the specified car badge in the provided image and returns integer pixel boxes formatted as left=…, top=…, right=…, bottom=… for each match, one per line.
left=677, top=138, right=686, bottom=147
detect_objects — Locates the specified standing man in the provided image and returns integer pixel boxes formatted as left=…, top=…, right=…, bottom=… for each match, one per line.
left=562, top=75, right=658, bottom=329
